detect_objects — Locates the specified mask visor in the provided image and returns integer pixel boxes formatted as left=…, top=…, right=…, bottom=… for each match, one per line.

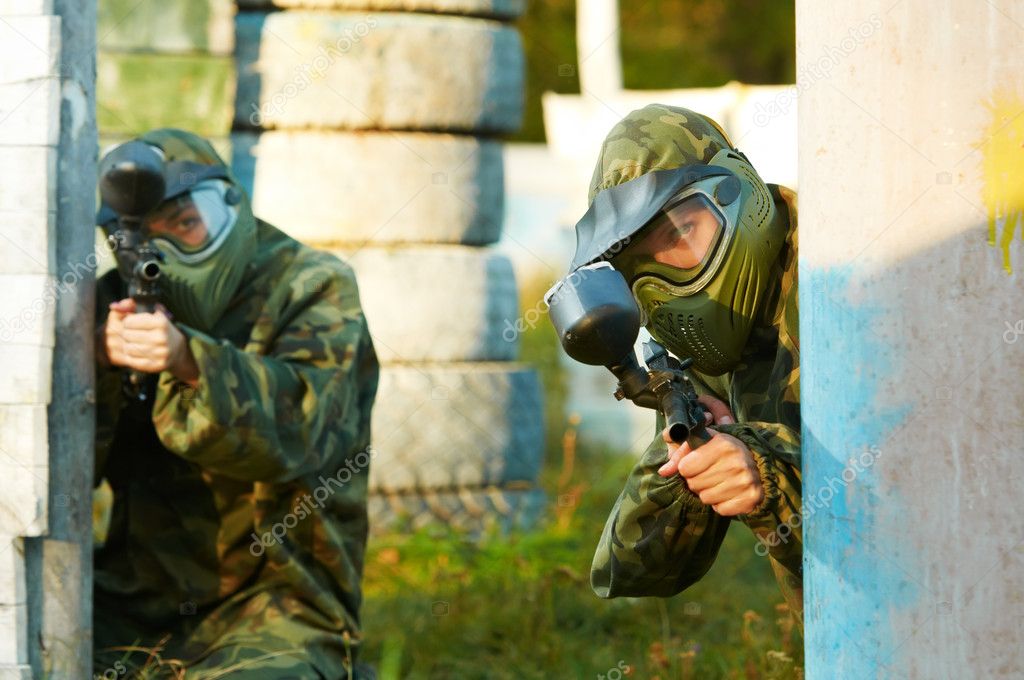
left=610, top=193, right=726, bottom=287
left=143, top=180, right=238, bottom=263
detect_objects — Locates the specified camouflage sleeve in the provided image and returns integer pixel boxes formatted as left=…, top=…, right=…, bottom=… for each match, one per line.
left=149, top=258, right=377, bottom=483
left=591, top=410, right=731, bottom=598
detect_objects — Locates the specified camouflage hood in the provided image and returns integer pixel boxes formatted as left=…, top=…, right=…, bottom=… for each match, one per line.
left=138, top=128, right=237, bottom=186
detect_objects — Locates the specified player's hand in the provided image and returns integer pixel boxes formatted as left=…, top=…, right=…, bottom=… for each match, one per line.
left=658, top=394, right=735, bottom=470
left=656, top=396, right=763, bottom=516
left=101, top=298, right=199, bottom=385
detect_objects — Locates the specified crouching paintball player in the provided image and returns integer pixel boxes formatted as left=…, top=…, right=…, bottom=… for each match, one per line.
left=557, top=104, right=803, bottom=628
left=92, top=128, right=380, bottom=677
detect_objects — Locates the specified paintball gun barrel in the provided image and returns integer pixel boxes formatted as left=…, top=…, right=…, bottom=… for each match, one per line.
left=98, top=141, right=167, bottom=399
left=545, top=262, right=711, bottom=448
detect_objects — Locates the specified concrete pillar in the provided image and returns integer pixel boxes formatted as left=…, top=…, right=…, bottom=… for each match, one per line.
left=0, top=0, right=96, bottom=677
left=576, top=0, right=622, bottom=98
left=798, top=1, right=1024, bottom=677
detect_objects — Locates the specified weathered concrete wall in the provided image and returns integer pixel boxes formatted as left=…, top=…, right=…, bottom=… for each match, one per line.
left=0, top=5, right=61, bottom=677
left=0, top=0, right=97, bottom=677
left=798, top=1, right=1024, bottom=677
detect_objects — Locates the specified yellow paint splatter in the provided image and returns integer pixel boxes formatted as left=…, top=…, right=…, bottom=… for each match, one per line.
left=978, top=89, right=1024, bottom=274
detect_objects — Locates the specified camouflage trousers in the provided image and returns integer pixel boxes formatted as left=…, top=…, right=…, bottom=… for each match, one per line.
left=94, top=590, right=375, bottom=679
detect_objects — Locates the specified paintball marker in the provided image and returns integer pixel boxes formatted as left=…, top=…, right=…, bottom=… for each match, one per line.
left=545, top=262, right=712, bottom=449
left=98, top=141, right=167, bottom=400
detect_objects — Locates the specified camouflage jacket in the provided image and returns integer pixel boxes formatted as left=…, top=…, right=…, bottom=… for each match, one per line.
left=94, top=219, right=380, bottom=668
left=591, top=186, right=803, bottom=627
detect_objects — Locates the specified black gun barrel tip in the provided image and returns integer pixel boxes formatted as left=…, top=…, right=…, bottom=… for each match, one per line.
left=667, top=422, right=689, bottom=444
left=139, top=260, right=161, bottom=281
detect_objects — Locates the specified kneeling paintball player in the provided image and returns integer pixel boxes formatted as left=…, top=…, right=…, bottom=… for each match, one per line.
left=93, top=128, right=380, bottom=677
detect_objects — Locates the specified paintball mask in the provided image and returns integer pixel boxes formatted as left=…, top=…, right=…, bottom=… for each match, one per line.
left=568, top=147, right=785, bottom=376
left=98, top=129, right=255, bottom=333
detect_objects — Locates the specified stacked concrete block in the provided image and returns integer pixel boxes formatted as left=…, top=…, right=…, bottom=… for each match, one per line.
left=0, top=8, right=60, bottom=676
left=1, top=1, right=96, bottom=676
left=233, top=1, right=545, bottom=531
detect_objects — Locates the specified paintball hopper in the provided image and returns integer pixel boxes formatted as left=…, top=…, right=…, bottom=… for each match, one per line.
left=98, top=141, right=166, bottom=306
left=98, top=141, right=167, bottom=222
left=545, top=262, right=641, bottom=366
left=545, top=263, right=709, bottom=446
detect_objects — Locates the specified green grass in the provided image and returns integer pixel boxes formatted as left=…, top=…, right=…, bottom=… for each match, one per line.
left=360, top=437, right=803, bottom=679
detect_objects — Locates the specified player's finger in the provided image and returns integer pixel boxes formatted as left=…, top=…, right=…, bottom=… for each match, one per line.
left=109, top=298, right=137, bottom=313
left=676, top=442, right=717, bottom=478
left=684, top=465, right=736, bottom=493
left=696, top=480, right=745, bottom=506
left=106, top=345, right=128, bottom=366
left=658, top=440, right=691, bottom=477
left=712, top=492, right=760, bottom=517
left=698, top=394, right=734, bottom=425
left=121, top=328, right=162, bottom=347
left=123, top=312, right=165, bottom=331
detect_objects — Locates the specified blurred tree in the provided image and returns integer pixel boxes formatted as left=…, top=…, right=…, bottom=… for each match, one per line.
left=513, top=0, right=796, bottom=142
